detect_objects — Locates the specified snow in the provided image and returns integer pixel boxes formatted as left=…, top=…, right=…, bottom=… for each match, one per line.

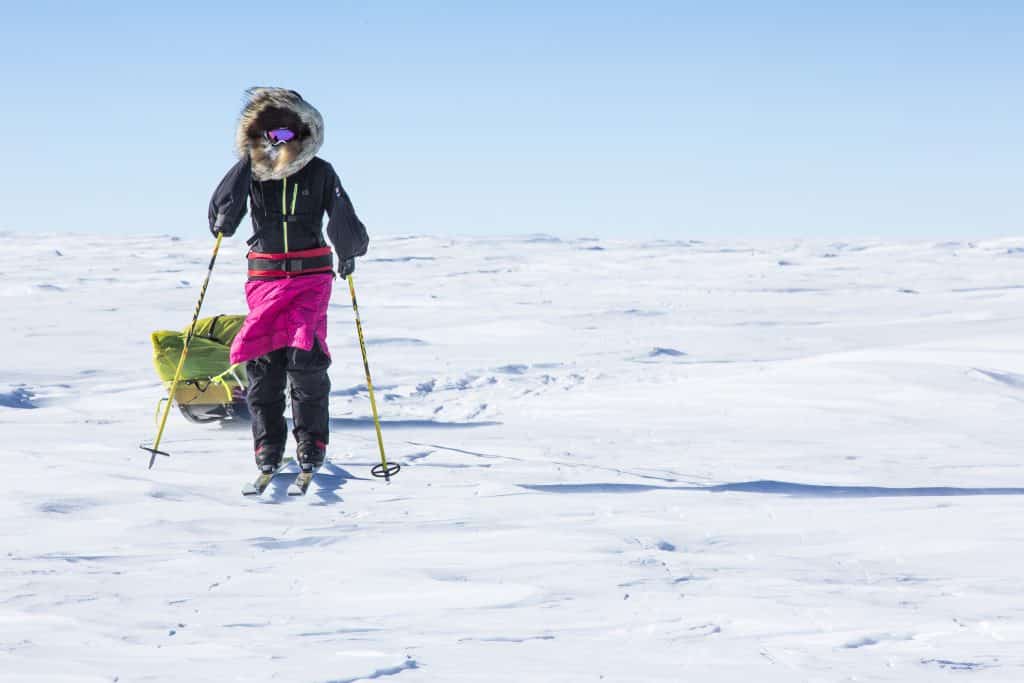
left=2, top=232, right=1024, bottom=681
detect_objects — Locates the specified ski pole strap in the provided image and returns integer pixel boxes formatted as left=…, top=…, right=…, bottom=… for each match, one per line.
left=247, top=246, right=334, bottom=280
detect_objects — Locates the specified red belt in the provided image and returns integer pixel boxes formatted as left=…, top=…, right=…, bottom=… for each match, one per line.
left=247, top=247, right=334, bottom=280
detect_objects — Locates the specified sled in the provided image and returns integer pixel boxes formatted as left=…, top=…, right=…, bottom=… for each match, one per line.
left=150, top=314, right=250, bottom=424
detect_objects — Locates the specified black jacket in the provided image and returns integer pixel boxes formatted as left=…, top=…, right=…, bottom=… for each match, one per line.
left=208, top=156, right=369, bottom=259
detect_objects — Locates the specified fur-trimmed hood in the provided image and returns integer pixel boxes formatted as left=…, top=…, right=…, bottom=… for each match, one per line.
left=235, top=87, right=324, bottom=181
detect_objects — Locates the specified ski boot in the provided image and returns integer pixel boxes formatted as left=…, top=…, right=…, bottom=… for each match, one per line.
left=255, top=442, right=285, bottom=474
left=296, top=440, right=326, bottom=472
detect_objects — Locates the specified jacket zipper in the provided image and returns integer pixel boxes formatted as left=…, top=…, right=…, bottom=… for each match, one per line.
left=281, top=177, right=300, bottom=254
left=282, top=178, right=289, bottom=253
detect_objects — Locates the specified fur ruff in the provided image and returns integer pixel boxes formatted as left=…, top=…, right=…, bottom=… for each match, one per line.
left=236, top=87, right=324, bottom=181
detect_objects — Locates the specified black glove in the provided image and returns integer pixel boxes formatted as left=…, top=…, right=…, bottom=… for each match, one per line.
left=209, top=215, right=235, bottom=238
left=337, top=257, right=355, bottom=278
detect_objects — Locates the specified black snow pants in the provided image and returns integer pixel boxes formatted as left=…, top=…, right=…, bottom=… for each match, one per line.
left=246, top=341, right=331, bottom=449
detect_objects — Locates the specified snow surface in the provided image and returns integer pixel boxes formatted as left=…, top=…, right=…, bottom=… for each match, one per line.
left=2, top=232, right=1024, bottom=681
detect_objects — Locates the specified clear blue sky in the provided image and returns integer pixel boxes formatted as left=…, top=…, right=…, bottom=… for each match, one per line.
left=2, top=1, right=1020, bottom=240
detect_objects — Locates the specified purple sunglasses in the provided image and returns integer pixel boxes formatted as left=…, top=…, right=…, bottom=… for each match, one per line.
left=265, top=128, right=296, bottom=145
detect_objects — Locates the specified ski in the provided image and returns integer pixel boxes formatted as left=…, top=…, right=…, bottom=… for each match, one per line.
left=287, top=466, right=321, bottom=496
left=242, top=457, right=294, bottom=496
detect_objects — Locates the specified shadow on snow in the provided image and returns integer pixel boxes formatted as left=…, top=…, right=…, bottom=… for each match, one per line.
left=264, top=462, right=359, bottom=504
left=330, top=417, right=501, bottom=430
left=218, top=417, right=500, bottom=432
left=519, top=479, right=1024, bottom=498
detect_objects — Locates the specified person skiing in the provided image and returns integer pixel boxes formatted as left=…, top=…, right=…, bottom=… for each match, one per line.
left=208, top=87, right=368, bottom=474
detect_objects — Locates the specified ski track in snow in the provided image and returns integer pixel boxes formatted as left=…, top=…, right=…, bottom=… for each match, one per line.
left=3, top=233, right=1024, bottom=680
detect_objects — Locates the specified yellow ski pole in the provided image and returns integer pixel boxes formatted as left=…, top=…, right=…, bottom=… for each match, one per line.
left=347, top=273, right=400, bottom=481
left=141, top=232, right=224, bottom=469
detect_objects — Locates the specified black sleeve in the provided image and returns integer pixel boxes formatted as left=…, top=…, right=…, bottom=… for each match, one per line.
left=208, top=159, right=252, bottom=237
left=323, top=163, right=369, bottom=259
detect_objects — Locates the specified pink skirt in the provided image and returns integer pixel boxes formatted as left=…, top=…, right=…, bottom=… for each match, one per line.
left=229, top=273, right=333, bottom=364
